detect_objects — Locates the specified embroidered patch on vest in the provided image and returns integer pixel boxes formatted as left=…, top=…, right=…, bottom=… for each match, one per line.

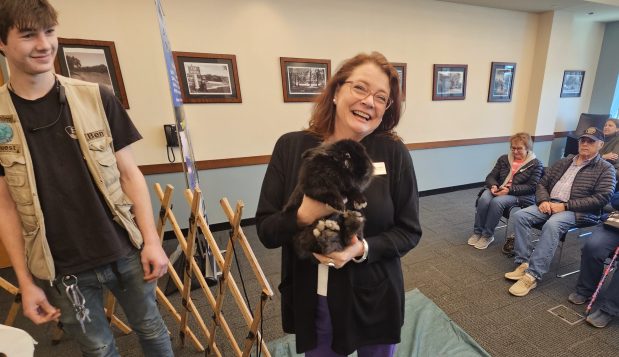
left=0, top=115, right=14, bottom=123
left=0, top=144, right=21, bottom=153
left=0, top=123, right=13, bottom=144
left=85, top=130, right=105, bottom=141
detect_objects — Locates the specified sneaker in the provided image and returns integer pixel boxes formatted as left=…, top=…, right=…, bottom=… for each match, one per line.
left=568, top=292, right=588, bottom=305
left=509, top=273, right=537, bottom=296
left=474, top=236, right=494, bottom=249
left=504, top=262, right=529, bottom=281
left=586, top=309, right=614, bottom=328
left=467, top=234, right=481, bottom=246
left=502, top=235, right=515, bottom=255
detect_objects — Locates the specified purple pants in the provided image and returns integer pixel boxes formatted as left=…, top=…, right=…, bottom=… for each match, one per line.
left=305, top=295, right=397, bottom=357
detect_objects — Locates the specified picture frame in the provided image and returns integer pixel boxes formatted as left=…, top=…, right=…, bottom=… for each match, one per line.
left=560, top=70, right=585, bottom=98
left=488, top=62, right=516, bottom=102
left=391, top=62, right=407, bottom=101
left=173, top=52, right=242, bottom=104
left=280, top=57, right=331, bottom=102
left=432, top=64, right=467, bottom=101
left=54, top=38, right=129, bottom=109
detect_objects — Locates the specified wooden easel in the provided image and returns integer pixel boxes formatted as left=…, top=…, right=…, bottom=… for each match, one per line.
left=0, top=277, right=20, bottom=326
left=180, top=188, right=274, bottom=357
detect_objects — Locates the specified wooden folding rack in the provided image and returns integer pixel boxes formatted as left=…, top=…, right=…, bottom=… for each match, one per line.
left=170, top=185, right=273, bottom=356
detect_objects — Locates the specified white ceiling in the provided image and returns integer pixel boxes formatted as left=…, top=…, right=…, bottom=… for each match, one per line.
left=438, top=0, right=619, bottom=22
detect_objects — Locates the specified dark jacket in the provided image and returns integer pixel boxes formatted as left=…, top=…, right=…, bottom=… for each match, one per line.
left=256, top=131, right=421, bottom=354
left=485, top=154, right=544, bottom=207
left=537, top=154, right=616, bottom=226
left=600, top=134, right=619, bottom=170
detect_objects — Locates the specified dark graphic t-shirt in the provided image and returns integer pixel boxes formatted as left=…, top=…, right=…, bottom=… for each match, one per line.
left=1, top=84, right=142, bottom=275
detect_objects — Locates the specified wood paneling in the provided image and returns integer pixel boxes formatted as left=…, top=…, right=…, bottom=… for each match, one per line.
left=140, top=135, right=562, bottom=175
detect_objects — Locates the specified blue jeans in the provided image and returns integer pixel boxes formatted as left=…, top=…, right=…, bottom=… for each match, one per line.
left=511, top=205, right=576, bottom=281
left=41, top=250, right=173, bottom=356
left=575, top=225, right=619, bottom=316
left=305, top=296, right=396, bottom=357
left=474, top=189, right=519, bottom=238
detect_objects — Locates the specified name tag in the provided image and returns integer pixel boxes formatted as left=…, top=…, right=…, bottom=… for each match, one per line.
left=85, top=130, right=105, bottom=141
left=0, top=115, right=14, bottom=123
left=0, top=144, right=21, bottom=153
left=373, top=162, right=387, bottom=175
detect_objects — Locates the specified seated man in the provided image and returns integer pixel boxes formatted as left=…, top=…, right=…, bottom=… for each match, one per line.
left=505, top=127, right=616, bottom=296
left=568, top=192, right=619, bottom=328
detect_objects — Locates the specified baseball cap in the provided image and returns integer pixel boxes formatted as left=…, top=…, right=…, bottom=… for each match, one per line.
left=579, top=127, right=604, bottom=142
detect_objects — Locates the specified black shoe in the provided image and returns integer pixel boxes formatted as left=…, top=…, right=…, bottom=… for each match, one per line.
left=568, top=292, right=588, bottom=305
left=586, top=309, right=614, bottom=328
left=502, top=235, right=515, bottom=256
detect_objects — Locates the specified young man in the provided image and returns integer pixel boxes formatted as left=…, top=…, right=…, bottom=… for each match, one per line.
left=0, top=1, right=173, bottom=355
left=505, top=127, right=616, bottom=297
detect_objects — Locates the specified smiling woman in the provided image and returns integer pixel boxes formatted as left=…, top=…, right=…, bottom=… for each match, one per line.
left=256, top=52, right=421, bottom=357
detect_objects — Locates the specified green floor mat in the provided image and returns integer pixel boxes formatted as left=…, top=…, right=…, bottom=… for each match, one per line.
left=263, top=288, right=490, bottom=357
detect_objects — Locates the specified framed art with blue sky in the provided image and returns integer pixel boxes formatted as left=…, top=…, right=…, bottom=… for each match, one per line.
left=432, top=64, right=467, bottom=101
left=488, top=62, right=516, bottom=102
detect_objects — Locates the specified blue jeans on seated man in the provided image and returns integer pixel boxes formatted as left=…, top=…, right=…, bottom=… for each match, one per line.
left=474, top=189, right=519, bottom=238
left=575, top=225, right=619, bottom=316
left=511, top=204, right=576, bottom=281
left=40, top=249, right=173, bottom=357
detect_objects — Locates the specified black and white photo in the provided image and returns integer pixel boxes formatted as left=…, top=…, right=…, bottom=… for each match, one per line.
left=173, top=52, right=242, bottom=103
left=55, top=38, right=129, bottom=108
left=560, top=70, right=585, bottom=98
left=280, top=57, right=331, bottom=102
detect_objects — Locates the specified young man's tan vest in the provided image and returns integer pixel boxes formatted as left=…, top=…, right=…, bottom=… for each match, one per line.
left=0, top=75, right=143, bottom=281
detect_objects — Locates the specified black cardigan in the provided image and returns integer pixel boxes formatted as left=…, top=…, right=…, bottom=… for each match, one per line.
left=484, top=154, right=544, bottom=207
left=537, top=154, right=616, bottom=226
left=255, top=131, right=421, bottom=354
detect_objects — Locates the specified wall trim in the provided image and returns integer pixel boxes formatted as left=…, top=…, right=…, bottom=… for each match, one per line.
left=140, top=134, right=560, bottom=175
left=140, top=155, right=270, bottom=175
left=553, top=131, right=570, bottom=138
left=164, top=183, right=484, bottom=232
left=419, top=182, right=483, bottom=197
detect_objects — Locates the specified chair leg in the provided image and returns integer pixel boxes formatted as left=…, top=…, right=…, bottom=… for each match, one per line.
left=555, top=230, right=592, bottom=278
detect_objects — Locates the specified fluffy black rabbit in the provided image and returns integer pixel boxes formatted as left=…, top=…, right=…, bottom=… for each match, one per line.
left=284, top=139, right=374, bottom=258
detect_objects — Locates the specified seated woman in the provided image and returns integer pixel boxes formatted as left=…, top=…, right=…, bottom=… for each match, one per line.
left=468, top=133, right=543, bottom=250
left=600, top=118, right=619, bottom=168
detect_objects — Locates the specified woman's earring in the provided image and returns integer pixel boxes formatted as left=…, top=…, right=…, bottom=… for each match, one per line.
left=333, top=98, right=337, bottom=104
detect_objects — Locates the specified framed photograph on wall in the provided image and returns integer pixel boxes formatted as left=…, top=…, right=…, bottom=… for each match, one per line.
left=173, top=52, right=242, bottom=104
left=54, top=38, right=129, bottom=108
left=391, top=62, right=407, bottom=101
left=560, top=70, right=585, bottom=98
left=280, top=57, right=331, bottom=102
left=488, top=62, right=516, bottom=102
left=432, top=64, right=467, bottom=101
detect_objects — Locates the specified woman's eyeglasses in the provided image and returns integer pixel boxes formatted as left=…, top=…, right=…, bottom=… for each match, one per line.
left=344, top=81, right=392, bottom=109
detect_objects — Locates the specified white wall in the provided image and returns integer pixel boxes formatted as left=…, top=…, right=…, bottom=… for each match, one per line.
left=50, top=0, right=544, bottom=163
left=41, top=0, right=608, bottom=224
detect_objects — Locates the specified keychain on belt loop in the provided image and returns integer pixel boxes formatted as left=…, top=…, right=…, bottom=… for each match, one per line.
left=62, top=275, right=91, bottom=333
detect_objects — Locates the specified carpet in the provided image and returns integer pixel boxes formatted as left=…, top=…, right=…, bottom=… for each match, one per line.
left=263, top=288, right=490, bottom=356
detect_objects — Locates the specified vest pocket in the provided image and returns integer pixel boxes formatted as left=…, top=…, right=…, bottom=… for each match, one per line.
left=0, top=155, right=27, bottom=175
left=114, top=202, right=143, bottom=248
left=23, top=227, right=47, bottom=277
left=88, top=138, right=122, bottom=193
left=0, top=156, right=38, bottom=233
